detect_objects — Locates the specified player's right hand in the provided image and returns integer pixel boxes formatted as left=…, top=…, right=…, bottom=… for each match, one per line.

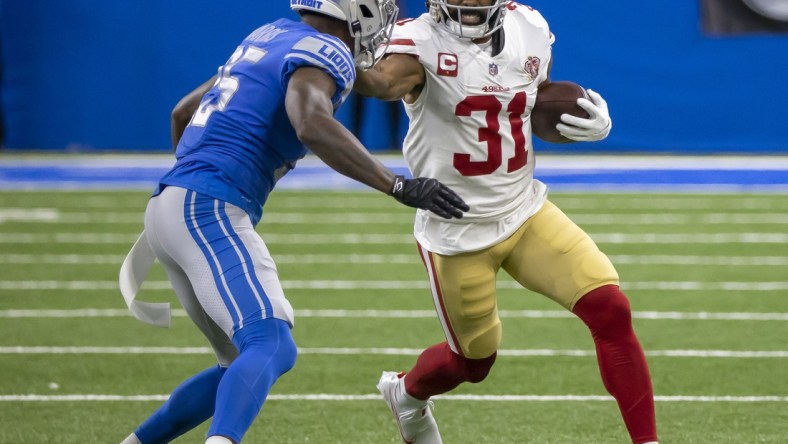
left=390, top=175, right=469, bottom=219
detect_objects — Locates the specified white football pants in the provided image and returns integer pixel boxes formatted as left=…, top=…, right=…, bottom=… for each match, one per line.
left=143, top=186, right=295, bottom=366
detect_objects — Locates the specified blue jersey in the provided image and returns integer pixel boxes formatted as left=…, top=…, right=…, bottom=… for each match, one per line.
left=155, top=18, right=355, bottom=225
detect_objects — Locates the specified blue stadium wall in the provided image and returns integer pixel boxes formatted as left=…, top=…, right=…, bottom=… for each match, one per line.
left=1, top=0, right=787, bottom=153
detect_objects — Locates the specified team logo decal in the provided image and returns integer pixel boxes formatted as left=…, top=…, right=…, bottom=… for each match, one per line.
left=437, top=52, right=458, bottom=77
left=524, top=56, right=541, bottom=82
left=489, top=63, right=499, bottom=76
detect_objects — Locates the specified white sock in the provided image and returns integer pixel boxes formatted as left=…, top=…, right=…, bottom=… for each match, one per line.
left=397, top=375, right=428, bottom=409
left=642, top=442, right=659, bottom=444
left=120, top=434, right=142, bottom=444
left=205, top=436, right=234, bottom=444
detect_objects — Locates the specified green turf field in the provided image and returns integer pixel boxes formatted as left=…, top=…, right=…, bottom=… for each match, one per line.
left=1, top=190, right=787, bottom=443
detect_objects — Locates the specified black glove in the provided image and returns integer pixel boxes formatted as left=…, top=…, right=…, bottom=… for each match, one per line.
left=390, top=175, right=469, bottom=219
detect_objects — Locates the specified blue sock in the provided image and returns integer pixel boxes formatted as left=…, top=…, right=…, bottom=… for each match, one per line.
left=208, top=319, right=297, bottom=443
left=136, top=364, right=227, bottom=443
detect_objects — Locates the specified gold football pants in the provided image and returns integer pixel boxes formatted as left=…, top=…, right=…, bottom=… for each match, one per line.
left=417, top=200, right=619, bottom=359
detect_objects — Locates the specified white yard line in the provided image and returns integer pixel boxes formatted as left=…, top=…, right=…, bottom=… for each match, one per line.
left=1, top=393, right=786, bottom=402
left=0, top=346, right=786, bottom=358
left=4, top=209, right=788, bottom=225
left=553, top=197, right=788, bottom=211
left=29, top=195, right=785, bottom=211
left=608, top=255, right=788, bottom=266
left=2, top=232, right=788, bottom=244
left=9, top=153, right=785, bottom=169
left=1, top=280, right=788, bottom=291
left=0, top=254, right=127, bottom=264
left=1, top=253, right=786, bottom=266
left=268, top=196, right=788, bottom=211
left=2, top=308, right=787, bottom=321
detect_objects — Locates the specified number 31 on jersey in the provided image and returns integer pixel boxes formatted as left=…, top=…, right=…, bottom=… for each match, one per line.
left=454, top=92, right=529, bottom=177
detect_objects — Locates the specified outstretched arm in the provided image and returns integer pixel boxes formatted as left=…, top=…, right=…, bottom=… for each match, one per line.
left=285, top=66, right=467, bottom=218
left=286, top=67, right=395, bottom=193
left=170, top=75, right=217, bottom=149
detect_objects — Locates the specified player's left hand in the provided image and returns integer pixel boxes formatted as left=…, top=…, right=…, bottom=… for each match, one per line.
left=556, top=89, right=612, bottom=142
left=390, top=175, right=469, bottom=219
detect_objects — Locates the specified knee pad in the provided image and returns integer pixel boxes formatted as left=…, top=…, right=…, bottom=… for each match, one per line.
left=233, top=319, right=297, bottom=375
left=463, top=352, right=497, bottom=383
left=574, top=285, right=633, bottom=339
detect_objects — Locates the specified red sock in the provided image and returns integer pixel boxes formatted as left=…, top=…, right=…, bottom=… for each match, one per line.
left=404, top=342, right=496, bottom=400
left=572, top=285, right=658, bottom=444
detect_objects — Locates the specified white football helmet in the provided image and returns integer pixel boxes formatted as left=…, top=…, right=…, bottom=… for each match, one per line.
left=426, top=0, right=507, bottom=39
left=291, top=0, right=399, bottom=69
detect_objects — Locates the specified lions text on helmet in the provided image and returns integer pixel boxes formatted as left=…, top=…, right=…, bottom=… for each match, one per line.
left=427, top=0, right=508, bottom=39
left=291, top=0, right=399, bottom=69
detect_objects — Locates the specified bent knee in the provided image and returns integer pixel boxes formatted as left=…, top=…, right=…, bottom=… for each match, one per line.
left=276, top=330, right=298, bottom=374
left=575, top=285, right=634, bottom=338
left=463, top=352, right=497, bottom=383
left=234, top=319, right=298, bottom=375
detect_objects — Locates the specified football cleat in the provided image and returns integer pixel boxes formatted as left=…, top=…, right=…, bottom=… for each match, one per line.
left=377, top=371, right=443, bottom=444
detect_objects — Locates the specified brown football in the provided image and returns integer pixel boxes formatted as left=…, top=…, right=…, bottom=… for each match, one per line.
left=531, top=81, right=590, bottom=143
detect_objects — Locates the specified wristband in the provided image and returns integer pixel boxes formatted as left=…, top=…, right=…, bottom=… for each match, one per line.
left=390, top=175, right=405, bottom=197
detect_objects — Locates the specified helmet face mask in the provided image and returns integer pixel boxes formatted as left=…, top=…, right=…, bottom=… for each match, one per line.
left=291, top=0, right=399, bottom=69
left=351, top=0, right=399, bottom=69
left=427, top=0, right=507, bottom=39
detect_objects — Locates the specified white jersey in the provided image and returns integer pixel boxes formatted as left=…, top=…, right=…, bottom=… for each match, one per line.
left=386, top=4, right=554, bottom=255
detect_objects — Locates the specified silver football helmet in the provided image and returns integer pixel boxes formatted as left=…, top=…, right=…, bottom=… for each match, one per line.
left=291, top=0, right=399, bottom=69
left=426, top=0, right=507, bottom=39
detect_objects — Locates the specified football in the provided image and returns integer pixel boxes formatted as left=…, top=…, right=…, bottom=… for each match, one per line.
left=531, top=81, right=590, bottom=143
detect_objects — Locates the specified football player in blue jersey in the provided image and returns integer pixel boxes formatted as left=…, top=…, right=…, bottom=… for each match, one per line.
left=119, top=1, right=468, bottom=443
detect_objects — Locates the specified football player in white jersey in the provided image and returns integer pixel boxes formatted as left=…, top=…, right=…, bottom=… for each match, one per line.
left=355, top=1, right=659, bottom=443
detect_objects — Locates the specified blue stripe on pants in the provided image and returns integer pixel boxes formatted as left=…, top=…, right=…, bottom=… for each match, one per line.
left=184, top=190, right=274, bottom=332
left=216, top=200, right=275, bottom=320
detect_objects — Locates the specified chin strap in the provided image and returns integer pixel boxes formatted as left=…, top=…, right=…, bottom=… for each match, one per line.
left=491, top=28, right=505, bottom=57
left=348, top=0, right=365, bottom=68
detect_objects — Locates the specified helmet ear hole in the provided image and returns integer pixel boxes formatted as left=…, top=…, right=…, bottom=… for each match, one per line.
left=291, top=0, right=398, bottom=69
left=359, top=5, right=374, bottom=18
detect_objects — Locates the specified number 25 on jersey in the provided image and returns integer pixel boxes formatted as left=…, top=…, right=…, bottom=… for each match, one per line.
left=190, top=46, right=268, bottom=127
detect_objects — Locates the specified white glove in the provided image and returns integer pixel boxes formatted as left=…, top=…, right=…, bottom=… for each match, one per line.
left=556, top=89, right=612, bottom=142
